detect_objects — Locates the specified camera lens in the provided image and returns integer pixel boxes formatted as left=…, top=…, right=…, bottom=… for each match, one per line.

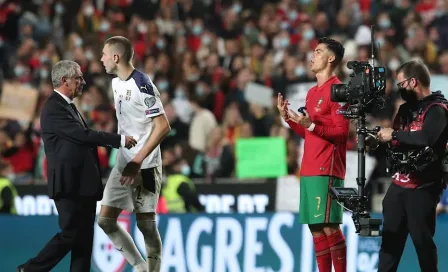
left=331, top=84, right=349, bottom=102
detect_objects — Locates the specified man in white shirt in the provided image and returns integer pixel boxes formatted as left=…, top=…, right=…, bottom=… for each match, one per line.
left=98, top=36, right=171, bottom=272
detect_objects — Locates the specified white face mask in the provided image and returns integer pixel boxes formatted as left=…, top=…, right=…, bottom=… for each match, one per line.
left=40, top=69, right=49, bottom=78
left=7, top=174, right=15, bottom=182
left=83, top=5, right=94, bottom=17
left=388, top=58, right=401, bottom=72
left=138, top=23, right=148, bottom=34
left=85, top=50, right=94, bottom=61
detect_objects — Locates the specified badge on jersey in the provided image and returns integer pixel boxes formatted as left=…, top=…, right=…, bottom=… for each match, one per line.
left=145, top=108, right=160, bottom=115
left=126, top=90, right=131, bottom=101
left=144, top=97, right=156, bottom=108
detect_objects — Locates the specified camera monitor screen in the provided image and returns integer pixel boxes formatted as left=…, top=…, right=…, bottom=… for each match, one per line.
left=334, top=187, right=358, bottom=196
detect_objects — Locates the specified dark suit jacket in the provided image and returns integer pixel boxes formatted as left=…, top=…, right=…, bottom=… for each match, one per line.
left=41, top=92, right=121, bottom=200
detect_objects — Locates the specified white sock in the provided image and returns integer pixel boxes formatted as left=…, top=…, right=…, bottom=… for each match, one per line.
left=98, top=217, right=147, bottom=270
left=137, top=219, right=162, bottom=272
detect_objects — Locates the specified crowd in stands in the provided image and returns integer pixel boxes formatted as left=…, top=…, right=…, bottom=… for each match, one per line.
left=0, top=0, right=447, bottom=188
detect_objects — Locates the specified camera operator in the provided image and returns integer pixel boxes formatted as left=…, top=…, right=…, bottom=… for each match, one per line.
left=375, top=60, right=448, bottom=272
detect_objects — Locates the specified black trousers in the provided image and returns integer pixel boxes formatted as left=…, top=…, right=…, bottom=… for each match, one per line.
left=378, top=183, right=441, bottom=272
left=21, top=197, right=97, bottom=272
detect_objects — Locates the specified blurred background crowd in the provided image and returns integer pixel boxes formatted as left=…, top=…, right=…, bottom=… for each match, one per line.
left=0, top=0, right=447, bottom=201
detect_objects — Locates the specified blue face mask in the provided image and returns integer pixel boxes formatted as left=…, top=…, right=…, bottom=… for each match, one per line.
left=181, top=165, right=191, bottom=176
left=192, top=25, right=203, bottom=36
left=202, top=36, right=211, bottom=46
left=175, top=88, right=185, bottom=99
left=288, top=11, right=298, bottom=21
left=81, top=104, right=94, bottom=112
left=232, top=4, right=242, bottom=14
left=303, top=29, right=315, bottom=41
left=295, top=66, right=306, bottom=77
left=407, top=29, right=415, bottom=38
left=196, top=86, right=205, bottom=96
left=158, top=81, right=169, bottom=91
left=300, top=0, right=312, bottom=4
left=14, top=66, right=25, bottom=77
left=259, top=36, right=268, bottom=46
left=280, top=22, right=290, bottom=30
left=279, top=37, right=290, bottom=48
left=40, top=69, right=49, bottom=79
left=379, top=18, right=391, bottom=29
left=156, top=39, right=165, bottom=49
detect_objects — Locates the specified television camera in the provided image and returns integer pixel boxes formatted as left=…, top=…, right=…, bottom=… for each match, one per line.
left=329, top=25, right=386, bottom=237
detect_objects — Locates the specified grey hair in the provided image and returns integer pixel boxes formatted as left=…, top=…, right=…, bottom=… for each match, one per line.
left=51, top=60, right=80, bottom=88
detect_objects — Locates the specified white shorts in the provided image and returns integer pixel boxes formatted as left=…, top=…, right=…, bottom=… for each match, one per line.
left=101, top=165, right=162, bottom=213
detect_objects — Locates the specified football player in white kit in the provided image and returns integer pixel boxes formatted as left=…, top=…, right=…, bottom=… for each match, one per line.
left=98, top=36, right=171, bottom=272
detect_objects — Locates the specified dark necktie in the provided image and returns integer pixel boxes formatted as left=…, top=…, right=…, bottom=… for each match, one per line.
left=70, top=103, right=86, bottom=127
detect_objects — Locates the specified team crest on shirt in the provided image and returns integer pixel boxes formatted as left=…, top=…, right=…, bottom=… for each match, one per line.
left=315, top=97, right=324, bottom=112
left=126, top=90, right=131, bottom=101
left=144, top=97, right=156, bottom=108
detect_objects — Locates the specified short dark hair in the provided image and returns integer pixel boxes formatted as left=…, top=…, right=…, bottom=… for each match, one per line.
left=318, top=37, right=345, bottom=67
left=396, top=60, right=431, bottom=88
left=104, top=36, right=134, bottom=64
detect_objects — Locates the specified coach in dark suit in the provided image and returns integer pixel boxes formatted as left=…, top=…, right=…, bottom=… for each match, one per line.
left=18, top=60, right=136, bottom=272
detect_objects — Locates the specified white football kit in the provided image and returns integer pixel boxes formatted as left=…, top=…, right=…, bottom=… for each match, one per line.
left=101, top=69, right=164, bottom=213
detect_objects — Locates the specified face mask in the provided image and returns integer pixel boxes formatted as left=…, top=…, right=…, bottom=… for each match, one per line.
left=156, top=39, right=165, bottom=49
left=175, top=88, right=185, bottom=99
left=14, top=66, right=25, bottom=77
left=7, top=174, right=15, bottom=182
left=39, top=55, right=48, bottom=63
left=83, top=5, right=94, bottom=17
left=81, top=104, right=93, bottom=112
left=181, top=165, right=191, bottom=176
left=196, top=86, right=205, bottom=96
left=303, top=29, right=315, bottom=41
left=100, top=21, right=110, bottom=32
left=399, top=87, right=418, bottom=103
left=300, top=0, right=312, bottom=4
left=407, top=29, right=415, bottom=38
left=435, top=10, right=445, bottom=18
left=138, top=23, right=148, bottom=34
left=279, top=37, right=290, bottom=48
left=288, top=11, right=298, bottom=21
left=40, top=69, right=49, bottom=79
left=379, top=18, right=391, bottom=29
left=187, top=74, right=200, bottom=82
left=177, top=46, right=185, bottom=53
left=388, top=58, right=401, bottom=71
left=244, top=27, right=253, bottom=36
left=259, top=36, right=268, bottom=46
left=55, top=3, right=64, bottom=14
left=192, top=25, right=203, bottom=36
left=280, top=21, right=290, bottom=30
left=74, top=37, right=83, bottom=48
left=377, top=37, right=385, bottom=47
left=202, top=36, right=211, bottom=46
left=232, top=4, right=242, bottom=14
left=295, top=66, right=306, bottom=77
left=158, top=81, right=169, bottom=91
left=85, top=50, right=94, bottom=60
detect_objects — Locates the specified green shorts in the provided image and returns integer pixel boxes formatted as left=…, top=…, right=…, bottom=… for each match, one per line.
left=299, top=176, right=344, bottom=225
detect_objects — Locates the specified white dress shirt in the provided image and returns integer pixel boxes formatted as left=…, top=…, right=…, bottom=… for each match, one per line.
left=53, top=90, right=125, bottom=147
